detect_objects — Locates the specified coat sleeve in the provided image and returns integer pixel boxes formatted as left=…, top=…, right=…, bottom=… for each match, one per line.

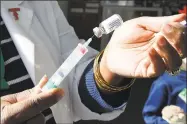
left=50, top=1, right=126, bottom=122
left=142, top=77, right=169, bottom=124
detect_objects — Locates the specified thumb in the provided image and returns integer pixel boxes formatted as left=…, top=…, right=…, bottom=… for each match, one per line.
left=138, top=14, right=186, bottom=32
left=3, top=88, right=64, bottom=124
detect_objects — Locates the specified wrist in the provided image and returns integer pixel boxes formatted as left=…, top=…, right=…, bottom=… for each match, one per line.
left=94, top=50, right=136, bottom=94
left=99, top=50, right=124, bottom=86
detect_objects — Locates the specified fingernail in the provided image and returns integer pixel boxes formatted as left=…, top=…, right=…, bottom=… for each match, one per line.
left=149, top=48, right=156, bottom=55
left=163, top=24, right=173, bottom=33
left=43, top=74, right=47, bottom=78
left=56, top=88, right=64, bottom=96
left=159, top=37, right=166, bottom=46
left=49, top=88, right=64, bottom=100
left=42, top=74, right=48, bottom=80
left=36, top=86, right=42, bottom=94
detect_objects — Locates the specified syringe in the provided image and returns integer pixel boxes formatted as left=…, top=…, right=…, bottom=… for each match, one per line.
left=42, top=36, right=94, bottom=91
left=83, top=35, right=95, bottom=47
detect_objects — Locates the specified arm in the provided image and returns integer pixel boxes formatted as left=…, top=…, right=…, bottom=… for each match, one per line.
left=142, top=78, right=169, bottom=124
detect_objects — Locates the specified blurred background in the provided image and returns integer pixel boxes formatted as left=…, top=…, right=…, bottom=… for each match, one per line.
left=57, top=0, right=186, bottom=124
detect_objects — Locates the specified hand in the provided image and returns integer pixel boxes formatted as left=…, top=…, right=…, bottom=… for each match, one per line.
left=162, top=105, right=186, bottom=124
left=1, top=75, right=64, bottom=124
left=100, top=14, right=186, bottom=81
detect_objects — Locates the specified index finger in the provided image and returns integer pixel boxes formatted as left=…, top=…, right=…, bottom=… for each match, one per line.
left=138, top=14, right=186, bottom=32
left=1, top=75, right=49, bottom=103
left=3, top=88, right=64, bottom=124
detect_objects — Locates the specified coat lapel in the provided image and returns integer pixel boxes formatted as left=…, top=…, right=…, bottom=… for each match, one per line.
left=1, top=1, right=34, bottom=34
left=1, top=2, right=36, bottom=84
left=1, top=1, right=59, bottom=85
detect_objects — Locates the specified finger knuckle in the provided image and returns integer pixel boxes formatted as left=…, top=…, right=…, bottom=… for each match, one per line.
left=27, top=88, right=35, bottom=95
left=16, top=88, right=34, bottom=101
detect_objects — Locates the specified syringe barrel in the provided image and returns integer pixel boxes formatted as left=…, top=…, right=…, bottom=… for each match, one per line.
left=42, top=43, right=88, bottom=91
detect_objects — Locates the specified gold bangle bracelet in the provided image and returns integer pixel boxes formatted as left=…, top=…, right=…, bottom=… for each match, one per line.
left=93, top=50, right=136, bottom=93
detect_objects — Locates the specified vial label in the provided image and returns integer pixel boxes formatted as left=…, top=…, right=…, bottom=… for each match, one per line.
left=100, top=14, right=123, bottom=34
left=108, top=18, right=122, bottom=31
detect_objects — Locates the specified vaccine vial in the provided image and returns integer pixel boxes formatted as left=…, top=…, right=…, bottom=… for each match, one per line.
left=93, top=14, right=123, bottom=38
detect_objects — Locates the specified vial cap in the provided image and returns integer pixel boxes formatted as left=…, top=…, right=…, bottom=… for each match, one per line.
left=93, top=27, right=102, bottom=38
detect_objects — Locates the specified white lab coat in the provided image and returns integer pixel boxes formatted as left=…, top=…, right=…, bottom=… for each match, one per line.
left=1, top=1, right=125, bottom=123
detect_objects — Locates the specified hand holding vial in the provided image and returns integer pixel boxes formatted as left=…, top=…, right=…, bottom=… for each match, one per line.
left=99, top=14, right=186, bottom=81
